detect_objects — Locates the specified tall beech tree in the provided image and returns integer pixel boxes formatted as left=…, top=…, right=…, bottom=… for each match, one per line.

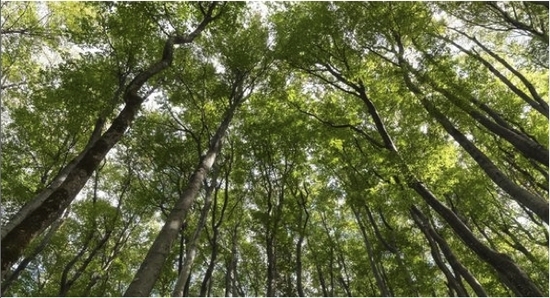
left=1, top=1, right=226, bottom=279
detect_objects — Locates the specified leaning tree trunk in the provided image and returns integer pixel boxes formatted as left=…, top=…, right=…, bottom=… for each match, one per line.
left=425, top=81, right=548, bottom=166
left=396, top=45, right=548, bottom=224
left=351, top=205, right=391, bottom=297
left=0, top=6, right=219, bottom=280
left=1, top=207, right=70, bottom=295
left=415, top=206, right=488, bottom=296
left=171, top=168, right=219, bottom=297
left=409, top=181, right=543, bottom=296
left=124, top=84, right=246, bottom=297
left=340, top=62, right=544, bottom=296
left=419, top=95, right=548, bottom=224
left=1, top=117, right=104, bottom=241
left=410, top=206, right=470, bottom=297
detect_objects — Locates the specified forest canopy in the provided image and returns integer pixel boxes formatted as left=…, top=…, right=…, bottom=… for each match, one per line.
left=1, top=1, right=548, bottom=297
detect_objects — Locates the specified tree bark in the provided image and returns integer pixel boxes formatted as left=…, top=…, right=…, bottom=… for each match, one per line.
left=326, top=75, right=545, bottom=296
left=419, top=96, right=548, bottom=223
left=455, top=28, right=547, bottom=112
left=200, top=153, right=233, bottom=296
left=1, top=207, right=70, bottom=295
left=1, top=117, right=104, bottom=241
left=365, top=206, right=419, bottom=296
left=351, top=205, right=390, bottom=296
left=171, top=167, right=219, bottom=297
left=0, top=6, right=219, bottom=279
left=395, top=43, right=549, bottom=223
left=411, top=205, right=488, bottom=296
left=430, top=84, right=548, bottom=166
left=123, top=79, right=246, bottom=296
left=439, top=34, right=548, bottom=118
left=294, top=186, right=309, bottom=297
left=410, top=181, right=543, bottom=296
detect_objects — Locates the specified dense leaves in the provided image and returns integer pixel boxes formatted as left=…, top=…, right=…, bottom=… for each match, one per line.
left=1, top=1, right=548, bottom=297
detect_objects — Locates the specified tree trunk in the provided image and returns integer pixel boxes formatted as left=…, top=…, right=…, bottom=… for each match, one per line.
left=0, top=8, right=218, bottom=279
left=365, top=206, right=419, bottom=296
left=295, top=186, right=309, bottom=297
left=123, top=83, right=245, bottom=297
left=419, top=207, right=488, bottom=296
left=411, top=206, right=470, bottom=297
left=200, top=229, right=219, bottom=296
left=351, top=205, right=390, bottom=296
left=410, top=181, right=543, bottom=296
left=200, top=153, right=233, bottom=296
left=366, top=60, right=542, bottom=295
left=172, top=168, right=219, bottom=297
left=1, top=117, right=104, bottom=241
left=315, top=260, right=329, bottom=297
left=419, top=96, right=548, bottom=223
left=430, top=83, right=548, bottom=166
left=1, top=207, right=70, bottom=295
left=59, top=228, right=113, bottom=296
left=439, top=34, right=548, bottom=118
left=397, top=50, right=548, bottom=224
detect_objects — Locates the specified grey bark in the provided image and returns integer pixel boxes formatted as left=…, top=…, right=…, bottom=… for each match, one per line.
left=365, top=206, right=419, bottom=296
left=200, top=152, right=234, bottom=296
left=455, top=28, right=547, bottom=112
left=1, top=207, right=70, bottom=295
left=411, top=206, right=488, bottom=297
left=294, top=185, right=310, bottom=297
left=1, top=117, right=104, bottom=241
left=396, top=42, right=548, bottom=224
left=171, top=167, right=219, bottom=297
left=419, top=95, right=548, bottom=223
left=431, top=84, right=548, bottom=166
left=351, top=205, right=391, bottom=297
left=0, top=5, right=219, bottom=279
left=295, top=26, right=544, bottom=297
left=410, top=181, right=543, bottom=296
left=123, top=80, right=245, bottom=296
left=439, top=34, right=548, bottom=118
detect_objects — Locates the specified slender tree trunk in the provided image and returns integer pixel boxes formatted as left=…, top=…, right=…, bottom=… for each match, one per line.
left=59, top=228, right=112, bottom=296
left=410, top=181, right=543, bottom=296
left=316, top=261, right=329, bottom=297
left=439, top=34, right=548, bottom=118
left=265, top=190, right=277, bottom=298
left=397, top=49, right=549, bottom=223
left=226, top=224, right=239, bottom=297
left=124, top=83, right=245, bottom=297
left=420, top=96, right=548, bottom=223
left=295, top=186, right=309, bottom=297
left=59, top=177, right=116, bottom=296
left=200, top=228, right=219, bottom=296
left=455, top=28, right=547, bottom=112
left=365, top=206, right=419, bottom=296
left=419, top=207, right=488, bottom=296
left=0, top=8, right=219, bottom=279
left=365, top=61, right=542, bottom=295
left=1, top=207, right=70, bottom=295
left=1, top=117, right=104, bottom=241
left=336, top=250, right=353, bottom=297
left=58, top=230, right=96, bottom=296
left=200, top=155, right=233, bottom=296
left=351, top=205, right=390, bottom=296
left=172, top=168, right=219, bottom=297
left=303, top=30, right=544, bottom=296
left=430, top=83, right=548, bottom=166
left=410, top=207, right=470, bottom=297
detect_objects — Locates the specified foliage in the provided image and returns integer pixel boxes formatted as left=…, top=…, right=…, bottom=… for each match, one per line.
left=1, top=1, right=548, bottom=296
